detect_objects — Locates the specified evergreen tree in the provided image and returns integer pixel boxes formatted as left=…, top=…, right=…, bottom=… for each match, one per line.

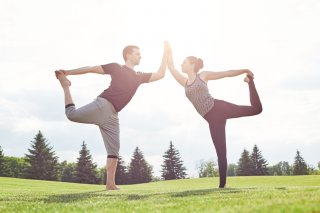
left=293, top=150, right=308, bottom=175
left=25, top=131, right=58, bottom=180
left=250, top=145, right=268, bottom=175
left=161, top=141, right=187, bottom=180
left=75, top=141, right=98, bottom=184
left=0, top=146, right=6, bottom=176
left=237, top=149, right=254, bottom=176
left=127, top=147, right=153, bottom=184
left=115, top=156, right=128, bottom=185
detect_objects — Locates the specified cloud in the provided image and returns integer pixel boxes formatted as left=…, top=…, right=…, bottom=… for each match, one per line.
left=1, top=0, right=320, bottom=177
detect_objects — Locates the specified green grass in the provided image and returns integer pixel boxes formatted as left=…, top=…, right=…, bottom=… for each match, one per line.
left=0, top=176, right=319, bottom=213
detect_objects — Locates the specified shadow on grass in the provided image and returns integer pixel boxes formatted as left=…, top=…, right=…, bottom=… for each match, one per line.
left=44, top=191, right=165, bottom=203
left=171, top=188, right=243, bottom=198
left=44, top=190, right=111, bottom=203
left=126, top=194, right=152, bottom=200
left=275, top=187, right=287, bottom=190
left=42, top=188, right=250, bottom=203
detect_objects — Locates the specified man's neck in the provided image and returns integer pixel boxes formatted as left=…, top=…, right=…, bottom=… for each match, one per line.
left=125, top=61, right=135, bottom=70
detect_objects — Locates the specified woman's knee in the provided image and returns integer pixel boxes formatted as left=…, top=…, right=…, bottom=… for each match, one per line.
left=255, top=104, right=263, bottom=115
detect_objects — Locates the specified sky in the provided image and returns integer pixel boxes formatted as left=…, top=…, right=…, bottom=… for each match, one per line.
left=1, top=0, right=320, bottom=177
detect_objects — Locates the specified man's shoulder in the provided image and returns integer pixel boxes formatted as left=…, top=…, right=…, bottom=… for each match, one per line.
left=101, top=63, right=122, bottom=73
left=102, top=62, right=121, bottom=68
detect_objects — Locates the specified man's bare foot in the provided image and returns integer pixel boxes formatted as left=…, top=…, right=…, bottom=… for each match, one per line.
left=106, top=185, right=120, bottom=190
left=55, top=71, right=71, bottom=87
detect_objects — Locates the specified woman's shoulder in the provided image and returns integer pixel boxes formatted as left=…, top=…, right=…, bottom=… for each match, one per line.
left=198, top=72, right=208, bottom=83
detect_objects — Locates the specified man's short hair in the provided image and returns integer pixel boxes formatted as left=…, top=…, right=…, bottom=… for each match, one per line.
left=122, top=45, right=139, bottom=61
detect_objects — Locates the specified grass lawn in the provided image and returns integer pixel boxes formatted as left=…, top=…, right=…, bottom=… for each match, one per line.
left=0, top=176, right=319, bottom=213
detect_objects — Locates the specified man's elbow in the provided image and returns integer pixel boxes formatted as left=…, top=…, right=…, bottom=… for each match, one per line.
left=91, top=66, right=104, bottom=74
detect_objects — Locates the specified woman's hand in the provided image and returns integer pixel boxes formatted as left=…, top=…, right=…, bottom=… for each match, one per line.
left=165, top=41, right=175, bottom=71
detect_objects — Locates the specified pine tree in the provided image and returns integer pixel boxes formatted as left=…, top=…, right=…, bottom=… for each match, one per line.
left=75, top=141, right=98, bottom=184
left=161, top=141, right=187, bottom=180
left=0, top=146, right=6, bottom=176
left=25, top=131, right=58, bottom=180
left=237, top=149, right=254, bottom=176
left=250, top=144, right=268, bottom=175
left=293, top=150, right=308, bottom=175
left=115, top=156, right=128, bottom=185
left=127, top=147, right=153, bottom=184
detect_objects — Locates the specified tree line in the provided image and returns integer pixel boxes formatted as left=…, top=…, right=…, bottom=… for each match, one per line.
left=0, top=131, right=187, bottom=184
left=198, top=144, right=320, bottom=177
left=1, top=131, right=319, bottom=184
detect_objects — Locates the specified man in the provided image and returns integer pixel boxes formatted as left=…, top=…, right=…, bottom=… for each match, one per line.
left=55, top=42, right=168, bottom=190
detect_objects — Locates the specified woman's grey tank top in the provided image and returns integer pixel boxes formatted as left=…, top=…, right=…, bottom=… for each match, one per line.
left=185, top=75, right=214, bottom=116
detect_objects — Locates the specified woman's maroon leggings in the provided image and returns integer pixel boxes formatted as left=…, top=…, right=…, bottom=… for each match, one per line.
left=204, top=79, right=262, bottom=188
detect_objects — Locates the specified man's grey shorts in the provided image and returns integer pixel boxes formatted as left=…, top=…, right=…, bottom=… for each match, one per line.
left=65, top=97, right=119, bottom=157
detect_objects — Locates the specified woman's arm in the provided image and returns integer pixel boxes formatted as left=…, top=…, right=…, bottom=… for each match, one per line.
left=200, top=69, right=253, bottom=82
left=167, top=42, right=188, bottom=87
left=148, top=42, right=168, bottom=82
left=62, top=66, right=105, bottom=76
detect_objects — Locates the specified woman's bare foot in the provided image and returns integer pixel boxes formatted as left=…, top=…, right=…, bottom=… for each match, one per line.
left=244, top=74, right=254, bottom=83
left=55, top=71, right=71, bottom=87
left=244, top=76, right=250, bottom=83
left=106, top=185, right=120, bottom=190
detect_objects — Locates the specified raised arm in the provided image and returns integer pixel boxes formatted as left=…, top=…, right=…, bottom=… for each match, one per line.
left=200, top=69, right=254, bottom=82
left=148, top=42, right=168, bottom=82
left=60, top=66, right=105, bottom=76
left=167, top=42, right=188, bottom=87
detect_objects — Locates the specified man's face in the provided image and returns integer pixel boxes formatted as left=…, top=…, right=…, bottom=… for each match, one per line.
left=128, top=48, right=141, bottom=65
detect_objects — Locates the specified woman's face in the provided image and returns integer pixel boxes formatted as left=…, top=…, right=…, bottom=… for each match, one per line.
left=181, top=58, right=194, bottom=73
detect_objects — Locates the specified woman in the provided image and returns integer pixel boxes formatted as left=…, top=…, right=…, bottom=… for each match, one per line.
left=166, top=42, right=262, bottom=188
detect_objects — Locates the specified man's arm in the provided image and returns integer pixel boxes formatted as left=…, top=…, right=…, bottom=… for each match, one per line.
left=62, top=66, right=105, bottom=76
left=148, top=42, right=168, bottom=82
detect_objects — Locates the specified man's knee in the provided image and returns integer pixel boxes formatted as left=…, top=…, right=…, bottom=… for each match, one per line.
left=65, top=105, right=79, bottom=122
